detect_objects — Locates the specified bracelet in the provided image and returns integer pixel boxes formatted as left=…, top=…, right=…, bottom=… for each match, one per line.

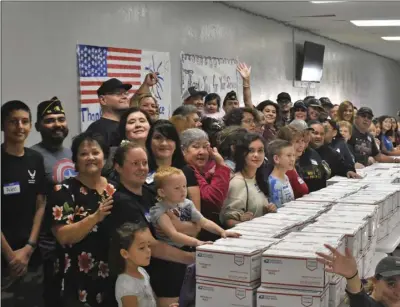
left=346, top=270, right=358, bottom=280
left=27, top=241, right=37, bottom=250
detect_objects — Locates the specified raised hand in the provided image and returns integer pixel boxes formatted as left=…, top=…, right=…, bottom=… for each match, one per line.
left=316, top=244, right=358, bottom=279
left=144, top=72, right=159, bottom=87
left=236, top=62, right=251, bottom=80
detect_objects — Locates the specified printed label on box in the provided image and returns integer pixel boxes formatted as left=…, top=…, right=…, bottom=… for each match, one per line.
left=235, top=255, right=245, bottom=266
left=302, top=296, right=313, bottom=307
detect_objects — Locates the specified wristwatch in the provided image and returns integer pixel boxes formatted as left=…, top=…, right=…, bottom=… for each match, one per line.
left=27, top=241, right=37, bottom=250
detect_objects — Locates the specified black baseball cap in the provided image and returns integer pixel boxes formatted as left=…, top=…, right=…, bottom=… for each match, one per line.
left=223, top=91, right=239, bottom=103
left=97, top=78, right=132, bottom=96
left=292, top=100, right=307, bottom=111
left=320, top=97, right=334, bottom=109
left=357, top=107, right=374, bottom=118
left=277, top=92, right=291, bottom=104
left=375, top=256, right=400, bottom=278
left=182, top=86, right=207, bottom=101
left=305, top=98, right=325, bottom=112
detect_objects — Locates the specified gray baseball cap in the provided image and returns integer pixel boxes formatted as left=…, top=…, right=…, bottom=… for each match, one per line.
left=376, top=256, right=400, bottom=278
left=289, top=119, right=314, bottom=131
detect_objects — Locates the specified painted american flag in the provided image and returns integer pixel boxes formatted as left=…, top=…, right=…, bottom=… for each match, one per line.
left=77, top=44, right=171, bottom=132
left=77, top=44, right=142, bottom=104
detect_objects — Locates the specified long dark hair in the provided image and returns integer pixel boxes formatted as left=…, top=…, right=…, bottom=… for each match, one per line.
left=109, top=222, right=149, bottom=276
left=378, top=115, right=394, bottom=138
left=233, top=133, right=269, bottom=197
left=145, top=120, right=185, bottom=172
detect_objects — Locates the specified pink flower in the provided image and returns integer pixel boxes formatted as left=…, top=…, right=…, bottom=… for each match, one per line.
left=79, top=290, right=87, bottom=302
left=64, top=253, right=71, bottom=273
left=53, top=206, right=63, bottom=220
left=78, top=252, right=94, bottom=273
left=66, top=214, right=74, bottom=225
left=74, top=206, right=87, bottom=217
left=98, top=261, right=109, bottom=278
left=105, top=183, right=116, bottom=196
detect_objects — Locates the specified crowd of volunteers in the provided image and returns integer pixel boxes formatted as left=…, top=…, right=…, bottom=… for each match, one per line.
left=2, top=65, right=400, bottom=307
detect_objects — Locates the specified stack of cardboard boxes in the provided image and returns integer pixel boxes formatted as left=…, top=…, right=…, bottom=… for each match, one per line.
left=195, top=164, right=400, bottom=307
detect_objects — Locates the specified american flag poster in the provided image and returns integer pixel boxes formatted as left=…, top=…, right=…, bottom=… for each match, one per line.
left=77, top=44, right=171, bottom=131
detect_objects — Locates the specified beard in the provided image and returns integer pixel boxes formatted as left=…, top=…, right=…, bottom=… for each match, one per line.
left=40, top=126, right=69, bottom=146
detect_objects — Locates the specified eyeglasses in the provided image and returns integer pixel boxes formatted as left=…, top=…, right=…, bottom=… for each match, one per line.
left=104, top=91, right=130, bottom=97
left=242, top=119, right=256, bottom=125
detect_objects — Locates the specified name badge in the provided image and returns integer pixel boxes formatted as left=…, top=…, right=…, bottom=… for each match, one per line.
left=336, top=148, right=341, bottom=153
left=298, top=177, right=305, bottom=184
left=310, top=159, right=318, bottom=166
left=3, top=182, right=21, bottom=195
left=145, top=172, right=155, bottom=184
left=367, top=136, right=372, bottom=142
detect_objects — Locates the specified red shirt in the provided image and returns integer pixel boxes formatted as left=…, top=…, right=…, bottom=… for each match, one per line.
left=286, top=168, right=309, bottom=199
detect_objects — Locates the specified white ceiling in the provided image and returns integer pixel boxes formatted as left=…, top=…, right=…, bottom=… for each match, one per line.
left=223, top=1, right=400, bottom=62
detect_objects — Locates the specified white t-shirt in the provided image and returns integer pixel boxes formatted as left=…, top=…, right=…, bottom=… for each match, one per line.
left=115, top=268, right=157, bottom=307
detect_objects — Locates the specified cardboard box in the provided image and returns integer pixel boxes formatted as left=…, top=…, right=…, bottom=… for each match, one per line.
left=377, top=218, right=389, bottom=242
left=244, top=218, right=302, bottom=232
left=330, top=205, right=379, bottom=237
left=234, top=225, right=288, bottom=238
left=328, top=277, right=345, bottom=307
left=338, top=195, right=389, bottom=222
left=277, top=207, right=326, bottom=217
left=196, top=279, right=258, bottom=307
left=315, top=218, right=368, bottom=254
left=284, top=201, right=333, bottom=210
left=196, top=244, right=261, bottom=284
left=260, top=213, right=316, bottom=224
left=301, top=225, right=360, bottom=259
left=257, top=286, right=329, bottom=307
left=261, top=248, right=329, bottom=290
left=214, top=238, right=279, bottom=251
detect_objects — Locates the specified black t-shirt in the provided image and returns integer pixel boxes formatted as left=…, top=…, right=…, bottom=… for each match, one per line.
left=86, top=117, right=120, bottom=147
left=182, top=165, right=198, bottom=187
left=348, top=125, right=380, bottom=166
left=346, top=290, right=384, bottom=307
left=1, top=146, right=46, bottom=251
left=104, top=184, right=157, bottom=236
left=315, top=144, right=354, bottom=177
left=297, top=147, right=331, bottom=193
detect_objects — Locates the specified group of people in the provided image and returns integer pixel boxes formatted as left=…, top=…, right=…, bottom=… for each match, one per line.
left=2, top=62, right=400, bottom=307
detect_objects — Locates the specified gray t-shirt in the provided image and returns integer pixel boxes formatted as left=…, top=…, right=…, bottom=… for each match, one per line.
left=150, top=198, right=203, bottom=247
left=115, top=268, right=156, bottom=307
left=31, top=143, right=76, bottom=185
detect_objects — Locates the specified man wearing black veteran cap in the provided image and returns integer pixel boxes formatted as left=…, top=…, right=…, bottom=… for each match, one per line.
left=222, top=90, right=240, bottom=115
left=348, top=107, right=400, bottom=166
left=86, top=78, right=132, bottom=147
left=317, top=244, right=400, bottom=307
left=31, top=97, right=76, bottom=307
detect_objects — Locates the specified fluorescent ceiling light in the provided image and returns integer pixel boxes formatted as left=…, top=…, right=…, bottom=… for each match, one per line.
left=310, top=1, right=346, bottom=3
left=382, top=36, right=400, bottom=41
left=351, top=20, right=400, bottom=27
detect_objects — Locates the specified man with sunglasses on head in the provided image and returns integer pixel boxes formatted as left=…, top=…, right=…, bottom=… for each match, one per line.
left=86, top=78, right=132, bottom=147
left=31, top=97, right=76, bottom=307
left=347, top=107, right=400, bottom=166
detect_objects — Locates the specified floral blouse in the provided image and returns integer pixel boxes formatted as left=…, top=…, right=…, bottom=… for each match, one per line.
left=49, top=177, right=116, bottom=307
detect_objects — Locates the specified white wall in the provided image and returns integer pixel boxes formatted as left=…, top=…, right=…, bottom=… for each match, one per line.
left=2, top=1, right=400, bottom=147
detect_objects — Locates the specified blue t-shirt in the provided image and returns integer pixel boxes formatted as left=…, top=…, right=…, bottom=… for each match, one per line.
left=268, top=174, right=295, bottom=208
left=381, top=135, right=394, bottom=152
